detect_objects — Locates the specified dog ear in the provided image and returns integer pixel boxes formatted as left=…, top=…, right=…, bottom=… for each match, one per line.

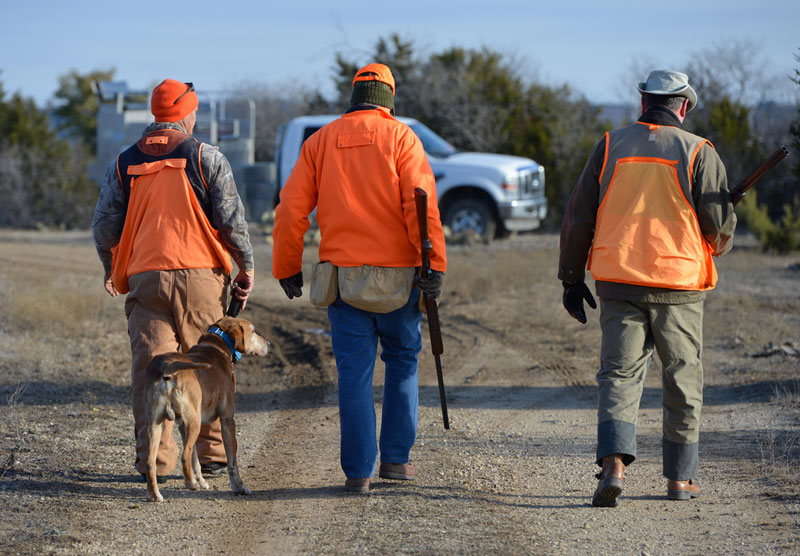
left=229, top=323, right=247, bottom=353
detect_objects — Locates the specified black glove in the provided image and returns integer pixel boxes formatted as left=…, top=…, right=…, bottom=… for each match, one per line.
left=416, top=269, right=444, bottom=300
left=279, top=272, right=303, bottom=299
left=562, top=281, right=597, bottom=324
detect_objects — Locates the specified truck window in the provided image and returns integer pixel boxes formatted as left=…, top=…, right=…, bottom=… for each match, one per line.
left=303, top=127, right=321, bottom=143
left=408, top=122, right=457, bottom=158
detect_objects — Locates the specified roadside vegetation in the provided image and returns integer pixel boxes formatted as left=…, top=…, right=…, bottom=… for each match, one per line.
left=1, top=42, right=798, bottom=246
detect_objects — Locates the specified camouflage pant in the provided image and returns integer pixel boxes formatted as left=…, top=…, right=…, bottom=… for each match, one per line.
left=596, top=298, right=703, bottom=480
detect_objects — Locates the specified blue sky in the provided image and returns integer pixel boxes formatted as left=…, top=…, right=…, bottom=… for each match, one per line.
left=2, top=0, right=798, bottom=107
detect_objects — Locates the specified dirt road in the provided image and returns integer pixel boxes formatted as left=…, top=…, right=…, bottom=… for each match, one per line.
left=1, top=231, right=798, bottom=554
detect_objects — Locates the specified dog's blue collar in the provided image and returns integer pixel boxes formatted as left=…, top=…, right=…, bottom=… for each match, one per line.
left=208, top=325, right=242, bottom=363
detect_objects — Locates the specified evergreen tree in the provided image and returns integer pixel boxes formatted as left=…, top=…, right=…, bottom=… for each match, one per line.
left=0, top=77, right=95, bottom=229
left=53, top=68, right=115, bottom=153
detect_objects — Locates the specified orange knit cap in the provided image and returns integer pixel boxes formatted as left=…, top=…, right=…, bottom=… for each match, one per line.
left=150, top=79, right=198, bottom=122
left=352, top=63, right=395, bottom=95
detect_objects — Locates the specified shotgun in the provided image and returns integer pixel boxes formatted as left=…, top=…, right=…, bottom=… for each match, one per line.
left=414, top=187, right=450, bottom=430
left=731, top=146, right=789, bottom=206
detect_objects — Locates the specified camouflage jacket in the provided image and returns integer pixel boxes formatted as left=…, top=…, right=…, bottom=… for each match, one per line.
left=91, top=122, right=254, bottom=274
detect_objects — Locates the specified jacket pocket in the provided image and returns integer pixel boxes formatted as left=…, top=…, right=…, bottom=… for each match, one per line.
left=337, top=131, right=376, bottom=148
left=310, top=261, right=339, bottom=308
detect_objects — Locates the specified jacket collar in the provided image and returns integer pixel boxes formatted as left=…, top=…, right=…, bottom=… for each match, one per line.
left=638, top=105, right=683, bottom=128
left=142, top=121, right=188, bottom=135
left=344, top=105, right=394, bottom=118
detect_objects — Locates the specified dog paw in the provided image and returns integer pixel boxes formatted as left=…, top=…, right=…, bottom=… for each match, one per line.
left=147, top=492, right=164, bottom=503
left=186, top=481, right=200, bottom=491
left=234, top=484, right=252, bottom=496
left=198, top=478, right=209, bottom=490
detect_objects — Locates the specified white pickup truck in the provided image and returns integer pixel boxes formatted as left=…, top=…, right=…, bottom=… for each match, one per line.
left=275, top=114, right=547, bottom=241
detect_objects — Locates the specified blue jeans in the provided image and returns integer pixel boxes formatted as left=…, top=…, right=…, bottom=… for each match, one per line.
left=327, top=290, right=422, bottom=479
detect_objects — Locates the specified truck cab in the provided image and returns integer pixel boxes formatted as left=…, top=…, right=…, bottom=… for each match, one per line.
left=276, top=114, right=547, bottom=240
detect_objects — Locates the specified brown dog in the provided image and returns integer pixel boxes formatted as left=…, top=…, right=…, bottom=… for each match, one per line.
left=143, top=316, right=269, bottom=502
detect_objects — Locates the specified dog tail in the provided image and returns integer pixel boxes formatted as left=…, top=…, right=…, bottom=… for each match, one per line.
left=161, top=361, right=212, bottom=379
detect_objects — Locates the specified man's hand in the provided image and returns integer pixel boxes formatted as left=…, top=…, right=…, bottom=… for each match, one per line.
left=103, top=271, right=120, bottom=297
left=279, top=272, right=303, bottom=299
left=231, top=269, right=255, bottom=311
left=417, top=269, right=444, bottom=300
left=562, top=281, right=596, bottom=324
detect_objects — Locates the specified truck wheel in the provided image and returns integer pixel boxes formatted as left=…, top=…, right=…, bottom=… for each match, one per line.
left=444, top=198, right=496, bottom=242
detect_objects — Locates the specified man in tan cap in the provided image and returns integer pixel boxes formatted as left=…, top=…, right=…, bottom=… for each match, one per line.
left=559, top=69, right=737, bottom=506
left=92, top=79, right=254, bottom=482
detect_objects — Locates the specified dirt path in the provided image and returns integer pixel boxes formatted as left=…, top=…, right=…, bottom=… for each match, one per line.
left=1, top=231, right=799, bottom=554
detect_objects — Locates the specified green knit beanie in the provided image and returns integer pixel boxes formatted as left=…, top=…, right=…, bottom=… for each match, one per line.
left=350, top=81, right=394, bottom=111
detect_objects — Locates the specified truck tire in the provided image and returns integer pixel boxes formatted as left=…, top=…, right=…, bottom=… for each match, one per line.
left=443, top=198, right=497, bottom=242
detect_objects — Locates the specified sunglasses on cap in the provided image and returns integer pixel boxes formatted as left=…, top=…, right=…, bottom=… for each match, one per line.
left=173, top=82, right=195, bottom=105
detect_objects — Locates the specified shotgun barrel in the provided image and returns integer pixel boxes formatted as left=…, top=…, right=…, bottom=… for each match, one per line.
left=731, top=146, right=789, bottom=206
left=414, top=187, right=449, bottom=430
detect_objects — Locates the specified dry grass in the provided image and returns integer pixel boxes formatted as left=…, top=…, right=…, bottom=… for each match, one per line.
left=759, top=379, right=800, bottom=497
left=0, top=382, right=26, bottom=479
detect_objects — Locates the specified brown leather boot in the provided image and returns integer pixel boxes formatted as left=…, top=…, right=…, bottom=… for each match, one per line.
left=667, top=479, right=700, bottom=500
left=344, top=477, right=370, bottom=494
left=379, top=462, right=416, bottom=480
left=592, top=455, right=625, bottom=507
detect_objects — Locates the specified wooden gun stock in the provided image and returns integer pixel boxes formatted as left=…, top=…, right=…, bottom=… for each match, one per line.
left=731, top=146, right=789, bottom=206
left=414, top=187, right=449, bottom=429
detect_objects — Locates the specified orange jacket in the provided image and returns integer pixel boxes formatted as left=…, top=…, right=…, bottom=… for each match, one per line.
left=272, top=108, right=447, bottom=279
left=588, top=123, right=716, bottom=290
left=110, top=131, right=232, bottom=294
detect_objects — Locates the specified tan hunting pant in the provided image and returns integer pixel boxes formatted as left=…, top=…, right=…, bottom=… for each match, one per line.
left=125, top=268, right=229, bottom=475
left=596, top=298, right=704, bottom=480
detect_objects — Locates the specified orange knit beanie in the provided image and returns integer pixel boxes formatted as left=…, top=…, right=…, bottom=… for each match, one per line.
left=151, top=79, right=198, bottom=122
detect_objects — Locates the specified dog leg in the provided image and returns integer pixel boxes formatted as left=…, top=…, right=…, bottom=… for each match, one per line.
left=220, top=415, right=251, bottom=495
left=179, top=417, right=203, bottom=491
left=146, top=420, right=164, bottom=502
left=191, top=443, right=209, bottom=490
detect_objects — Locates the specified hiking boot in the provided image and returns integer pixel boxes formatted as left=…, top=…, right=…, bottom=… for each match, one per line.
left=200, top=462, right=227, bottom=477
left=379, top=462, right=416, bottom=480
left=344, top=477, right=370, bottom=494
left=592, top=455, right=625, bottom=507
left=667, top=479, right=701, bottom=500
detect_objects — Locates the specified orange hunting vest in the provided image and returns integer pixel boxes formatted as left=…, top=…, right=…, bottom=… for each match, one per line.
left=110, top=130, right=232, bottom=294
left=587, top=122, right=717, bottom=291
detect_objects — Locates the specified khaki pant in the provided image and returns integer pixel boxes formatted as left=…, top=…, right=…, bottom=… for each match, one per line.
left=596, top=299, right=703, bottom=480
left=125, top=268, right=229, bottom=475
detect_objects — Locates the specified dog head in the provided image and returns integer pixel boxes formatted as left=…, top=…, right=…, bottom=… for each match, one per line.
left=214, top=316, right=270, bottom=358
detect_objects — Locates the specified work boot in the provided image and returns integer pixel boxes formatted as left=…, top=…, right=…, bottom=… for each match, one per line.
left=667, top=479, right=701, bottom=500
left=592, top=454, right=625, bottom=507
left=200, top=461, right=227, bottom=477
left=379, top=462, right=416, bottom=481
left=344, top=477, right=370, bottom=494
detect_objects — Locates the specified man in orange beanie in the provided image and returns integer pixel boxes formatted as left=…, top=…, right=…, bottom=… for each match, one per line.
left=92, top=79, right=254, bottom=483
left=273, top=63, right=447, bottom=493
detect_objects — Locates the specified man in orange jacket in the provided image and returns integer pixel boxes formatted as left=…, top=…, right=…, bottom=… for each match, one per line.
left=559, top=70, right=736, bottom=507
left=272, top=63, right=447, bottom=493
left=92, top=79, right=254, bottom=482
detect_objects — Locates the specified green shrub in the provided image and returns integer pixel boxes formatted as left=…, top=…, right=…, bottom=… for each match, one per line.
left=736, top=191, right=800, bottom=253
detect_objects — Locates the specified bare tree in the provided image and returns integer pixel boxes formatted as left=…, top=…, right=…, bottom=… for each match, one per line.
left=232, top=80, right=333, bottom=162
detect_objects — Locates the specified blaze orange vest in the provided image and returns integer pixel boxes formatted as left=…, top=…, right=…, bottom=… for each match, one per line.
left=587, top=123, right=717, bottom=291
left=110, top=130, right=232, bottom=294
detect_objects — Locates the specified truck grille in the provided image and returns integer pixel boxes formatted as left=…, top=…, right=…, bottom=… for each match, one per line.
left=517, top=167, right=545, bottom=197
